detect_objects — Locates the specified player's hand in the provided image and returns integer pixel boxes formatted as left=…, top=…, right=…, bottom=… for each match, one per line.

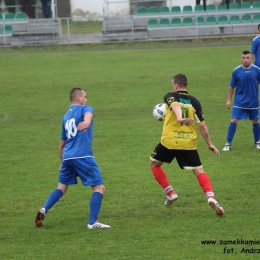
left=208, top=145, right=219, bottom=156
left=226, top=101, right=232, bottom=109
left=178, top=118, right=193, bottom=125
left=77, top=121, right=89, bottom=131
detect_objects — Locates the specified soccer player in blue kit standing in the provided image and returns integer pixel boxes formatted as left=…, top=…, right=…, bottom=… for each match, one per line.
left=251, top=24, right=260, bottom=68
left=35, top=87, right=110, bottom=229
left=223, top=50, right=260, bottom=151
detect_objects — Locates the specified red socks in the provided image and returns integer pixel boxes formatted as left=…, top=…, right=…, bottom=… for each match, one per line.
left=152, top=167, right=214, bottom=199
left=152, top=166, right=174, bottom=196
left=197, top=172, right=214, bottom=198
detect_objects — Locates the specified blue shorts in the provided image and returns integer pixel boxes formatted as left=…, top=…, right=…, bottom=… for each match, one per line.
left=232, top=107, right=259, bottom=120
left=59, top=157, right=103, bottom=186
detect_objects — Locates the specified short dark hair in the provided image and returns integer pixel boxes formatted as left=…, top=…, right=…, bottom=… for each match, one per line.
left=258, top=24, right=260, bottom=30
left=242, top=50, right=251, bottom=55
left=69, top=87, right=83, bottom=101
left=173, top=74, right=188, bottom=88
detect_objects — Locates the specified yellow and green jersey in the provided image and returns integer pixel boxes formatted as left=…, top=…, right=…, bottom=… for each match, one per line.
left=161, top=91, right=205, bottom=150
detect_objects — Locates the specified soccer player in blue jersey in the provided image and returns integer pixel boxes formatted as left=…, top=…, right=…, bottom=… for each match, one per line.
left=35, top=88, right=110, bottom=229
left=251, top=24, right=260, bottom=68
left=223, top=50, right=260, bottom=151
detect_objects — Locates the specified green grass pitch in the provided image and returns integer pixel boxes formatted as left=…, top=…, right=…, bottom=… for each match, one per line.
left=0, top=43, right=259, bottom=260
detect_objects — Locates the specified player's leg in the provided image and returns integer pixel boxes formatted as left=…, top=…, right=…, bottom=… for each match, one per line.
left=89, top=184, right=104, bottom=225
left=150, top=143, right=178, bottom=206
left=177, top=150, right=224, bottom=216
left=87, top=184, right=110, bottom=229
left=75, top=158, right=110, bottom=229
left=42, top=160, right=73, bottom=213
left=35, top=160, right=73, bottom=227
left=194, top=168, right=214, bottom=199
left=177, top=151, right=214, bottom=199
left=223, top=119, right=238, bottom=151
left=252, top=121, right=260, bottom=148
left=249, top=109, right=260, bottom=148
left=35, top=183, right=68, bottom=227
left=193, top=168, right=224, bottom=216
left=44, top=183, right=68, bottom=212
left=223, top=108, right=249, bottom=151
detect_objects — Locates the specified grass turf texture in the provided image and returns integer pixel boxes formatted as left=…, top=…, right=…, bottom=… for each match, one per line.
left=0, top=44, right=259, bottom=259
left=61, top=20, right=103, bottom=35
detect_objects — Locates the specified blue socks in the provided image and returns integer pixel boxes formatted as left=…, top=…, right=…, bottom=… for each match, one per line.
left=253, top=123, right=260, bottom=143
left=226, top=122, right=260, bottom=144
left=226, top=122, right=237, bottom=144
left=42, top=189, right=104, bottom=224
left=88, top=192, right=103, bottom=225
left=43, top=189, right=64, bottom=214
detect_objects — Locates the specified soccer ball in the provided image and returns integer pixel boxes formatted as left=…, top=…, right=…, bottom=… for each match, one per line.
left=153, top=103, right=166, bottom=121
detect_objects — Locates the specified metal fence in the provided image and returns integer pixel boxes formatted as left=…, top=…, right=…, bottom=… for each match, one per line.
left=0, top=1, right=258, bottom=46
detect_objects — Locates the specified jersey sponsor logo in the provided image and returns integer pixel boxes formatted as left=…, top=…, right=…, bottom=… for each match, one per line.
left=167, top=97, right=174, bottom=105
left=179, top=98, right=191, bottom=104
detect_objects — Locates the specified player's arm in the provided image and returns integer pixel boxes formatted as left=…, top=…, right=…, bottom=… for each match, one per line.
left=226, top=86, right=234, bottom=109
left=251, top=41, right=255, bottom=63
left=171, top=102, right=193, bottom=125
left=59, top=140, right=65, bottom=163
left=251, top=53, right=255, bottom=63
left=77, top=112, right=93, bottom=131
left=197, top=122, right=219, bottom=156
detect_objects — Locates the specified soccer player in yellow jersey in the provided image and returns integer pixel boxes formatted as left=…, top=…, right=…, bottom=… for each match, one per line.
left=150, top=74, right=224, bottom=216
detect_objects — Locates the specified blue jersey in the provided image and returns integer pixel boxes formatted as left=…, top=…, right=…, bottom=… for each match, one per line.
left=251, top=36, right=260, bottom=67
left=61, top=105, right=94, bottom=160
left=230, top=65, right=260, bottom=109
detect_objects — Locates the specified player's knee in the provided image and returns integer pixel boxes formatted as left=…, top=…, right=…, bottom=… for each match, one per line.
left=193, top=168, right=204, bottom=176
left=93, top=184, right=105, bottom=194
left=150, top=161, right=161, bottom=169
left=57, top=183, right=68, bottom=194
left=100, top=185, right=105, bottom=194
